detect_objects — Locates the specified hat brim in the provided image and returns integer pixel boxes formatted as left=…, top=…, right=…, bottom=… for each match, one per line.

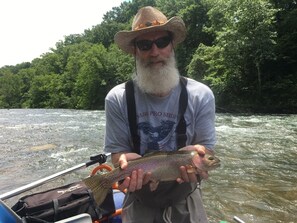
left=114, top=17, right=186, bottom=54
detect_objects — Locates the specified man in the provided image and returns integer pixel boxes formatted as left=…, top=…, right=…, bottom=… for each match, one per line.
left=104, top=6, right=216, bottom=223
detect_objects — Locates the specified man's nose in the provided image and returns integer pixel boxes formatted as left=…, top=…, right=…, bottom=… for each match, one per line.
left=148, top=43, right=160, bottom=56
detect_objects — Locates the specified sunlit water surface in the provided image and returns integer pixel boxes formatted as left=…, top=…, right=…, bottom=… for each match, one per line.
left=0, top=109, right=296, bottom=223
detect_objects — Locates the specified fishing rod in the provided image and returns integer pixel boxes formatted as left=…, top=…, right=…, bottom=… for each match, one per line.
left=0, top=153, right=111, bottom=200
left=233, top=216, right=245, bottom=223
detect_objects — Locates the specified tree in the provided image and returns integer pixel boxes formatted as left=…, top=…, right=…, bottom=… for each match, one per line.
left=73, top=44, right=110, bottom=109
left=189, top=0, right=278, bottom=111
left=83, top=22, right=128, bottom=47
left=106, top=44, right=134, bottom=87
left=31, top=52, right=63, bottom=76
left=0, top=72, right=23, bottom=108
left=0, top=0, right=296, bottom=112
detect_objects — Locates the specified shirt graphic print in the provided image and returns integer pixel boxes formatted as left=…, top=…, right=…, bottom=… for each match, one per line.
left=137, top=110, right=178, bottom=152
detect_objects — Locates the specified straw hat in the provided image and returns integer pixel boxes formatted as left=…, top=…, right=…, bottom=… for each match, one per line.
left=114, top=6, right=186, bottom=54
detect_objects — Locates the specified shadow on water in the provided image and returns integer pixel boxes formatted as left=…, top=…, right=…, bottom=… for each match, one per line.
left=0, top=110, right=296, bottom=222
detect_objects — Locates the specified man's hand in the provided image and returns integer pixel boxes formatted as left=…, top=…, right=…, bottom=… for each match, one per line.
left=176, top=145, right=212, bottom=183
left=112, top=153, right=151, bottom=192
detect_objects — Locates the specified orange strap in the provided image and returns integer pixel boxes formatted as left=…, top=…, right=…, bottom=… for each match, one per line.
left=94, top=208, right=123, bottom=223
left=90, top=164, right=119, bottom=189
left=90, top=164, right=113, bottom=175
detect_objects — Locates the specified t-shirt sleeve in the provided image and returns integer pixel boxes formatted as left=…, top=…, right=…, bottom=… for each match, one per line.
left=187, top=79, right=216, bottom=150
left=104, top=85, right=132, bottom=154
left=194, top=96, right=216, bottom=150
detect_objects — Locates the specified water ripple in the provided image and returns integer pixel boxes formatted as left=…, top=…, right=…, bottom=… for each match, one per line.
left=0, top=110, right=296, bottom=222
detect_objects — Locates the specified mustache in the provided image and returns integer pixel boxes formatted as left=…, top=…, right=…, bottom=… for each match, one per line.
left=135, top=53, right=180, bottom=95
left=143, top=56, right=167, bottom=67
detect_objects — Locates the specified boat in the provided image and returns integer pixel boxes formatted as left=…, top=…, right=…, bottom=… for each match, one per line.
left=0, top=153, right=244, bottom=223
left=0, top=190, right=124, bottom=223
left=0, top=153, right=124, bottom=223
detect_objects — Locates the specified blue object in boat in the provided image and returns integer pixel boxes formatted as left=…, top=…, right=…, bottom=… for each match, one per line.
left=0, top=199, right=22, bottom=223
left=113, top=189, right=125, bottom=210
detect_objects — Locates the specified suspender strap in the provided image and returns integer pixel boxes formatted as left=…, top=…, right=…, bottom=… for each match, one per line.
left=125, top=77, right=188, bottom=154
left=125, top=80, right=141, bottom=154
left=176, top=76, right=188, bottom=148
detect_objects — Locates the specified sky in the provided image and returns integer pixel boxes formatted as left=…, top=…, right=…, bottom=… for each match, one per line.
left=0, top=0, right=125, bottom=67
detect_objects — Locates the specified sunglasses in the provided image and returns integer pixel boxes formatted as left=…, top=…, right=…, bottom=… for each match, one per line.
left=135, top=36, right=172, bottom=51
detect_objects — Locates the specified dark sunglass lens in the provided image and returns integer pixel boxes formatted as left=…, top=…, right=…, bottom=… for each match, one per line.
left=155, top=36, right=171, bottom=48
left=136, top=40, right=153, bottom=51
left=136, top=36, right=172, bottom=51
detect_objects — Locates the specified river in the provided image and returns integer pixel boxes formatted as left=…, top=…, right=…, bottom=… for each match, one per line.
left=0, top=109, right=296, bottom=223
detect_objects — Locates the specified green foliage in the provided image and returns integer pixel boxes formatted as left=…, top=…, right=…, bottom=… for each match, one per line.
left=73, top=44, right=107, bottom=109
left=107, top=44, right=134, bottom=85
left=154, top=0, right=212, bottom=73
left=188, top=0, right=286, bottom=112
left=0, top=72, right=23, bottom=108
left=0, top=0, right=296, bottom=113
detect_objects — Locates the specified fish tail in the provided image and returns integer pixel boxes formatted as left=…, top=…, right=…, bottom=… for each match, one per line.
left=83, top=174, right=112, bottom=205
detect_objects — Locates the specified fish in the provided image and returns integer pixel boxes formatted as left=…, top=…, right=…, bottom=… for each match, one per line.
left=83, top=150, right=220, bottom=205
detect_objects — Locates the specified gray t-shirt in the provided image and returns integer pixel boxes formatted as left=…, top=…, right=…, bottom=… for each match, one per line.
left=104, top=77, right=216, bottom=155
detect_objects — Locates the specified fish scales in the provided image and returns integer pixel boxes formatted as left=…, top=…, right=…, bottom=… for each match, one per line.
left=83, top=150, right=220, bottom=205
left=105, top=152, right=194, bottom=184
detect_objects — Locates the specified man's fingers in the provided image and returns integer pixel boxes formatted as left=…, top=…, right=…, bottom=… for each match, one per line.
left=135, top=169, right=144, bottom=190
left=176, top=178, right=184, bottom=184
left=121, top=169, right=145, bottom=192
left=194, top=145, right=206, bottom=156
left=178, top=165, right=200, bottom=183
left=127, top=170, right=138, bottom=192
left=143, top=172, right=152, bottom=185
left=118, top=153, right=142, bottom=169
left=179, top=166, right=189, bottom=182
left=119, top=154, right=128, bottom=169
left=118, top=177, right=131, bottom=192
left=179, top=145, right=207, bottom=156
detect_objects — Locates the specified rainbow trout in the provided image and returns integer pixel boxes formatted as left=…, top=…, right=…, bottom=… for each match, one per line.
left=83, top=150, right=220, bottom=205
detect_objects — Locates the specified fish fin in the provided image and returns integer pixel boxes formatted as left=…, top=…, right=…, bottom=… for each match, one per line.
left=149, top=180, right=160, bottom=191
left=142, top=150, right=194, bottom=158
left=83, top=174, right=110, bottom=205
left=143, top=151, right=165, bottom=157
left=113, top=162, right=119, bottom=168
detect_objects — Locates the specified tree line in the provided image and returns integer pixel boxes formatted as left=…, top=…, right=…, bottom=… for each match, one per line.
left=0, top=0, right=296, bottom=113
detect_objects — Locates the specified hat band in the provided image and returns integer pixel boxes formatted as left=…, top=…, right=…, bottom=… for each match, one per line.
left=134, top=20, right=166, bottom=31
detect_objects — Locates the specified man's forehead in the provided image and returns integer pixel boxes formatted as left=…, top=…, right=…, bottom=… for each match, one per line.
left=135, top=31, right=169, bottom=40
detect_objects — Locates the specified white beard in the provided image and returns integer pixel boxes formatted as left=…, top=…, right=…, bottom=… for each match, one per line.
left=134, top=53, right=180, bottom=96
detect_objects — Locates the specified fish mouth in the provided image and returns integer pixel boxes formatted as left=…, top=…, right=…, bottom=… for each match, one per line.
left=208, top=161, right=221, bottom=170
left=212, top=162, right=221, bottom=168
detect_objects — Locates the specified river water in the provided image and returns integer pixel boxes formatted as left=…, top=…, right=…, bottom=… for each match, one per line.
left=0, top=109, right=296, bottom=223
